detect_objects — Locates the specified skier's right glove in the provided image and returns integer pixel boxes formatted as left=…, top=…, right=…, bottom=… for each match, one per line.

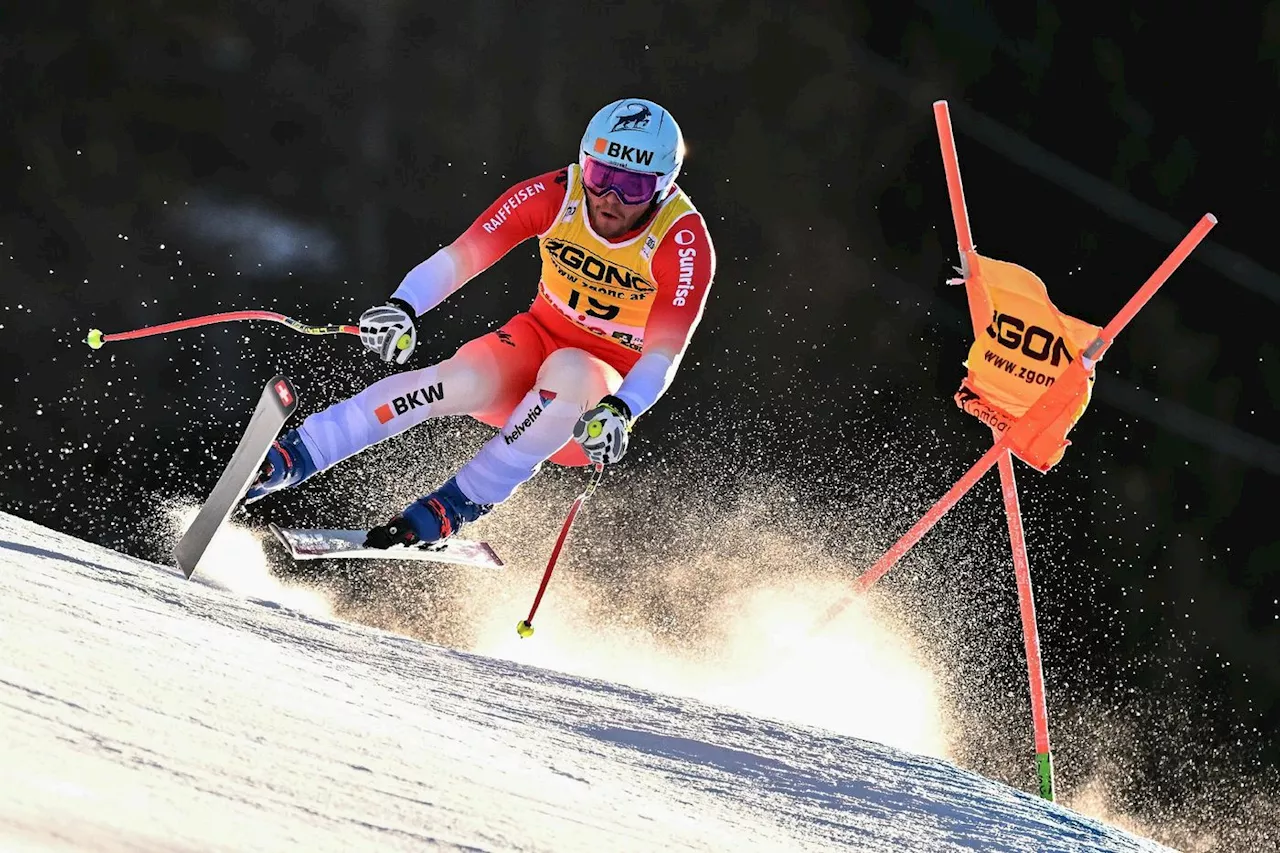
left=359, top=298, right=417, bottom=365
left=363, top=516, right=420, bottom=549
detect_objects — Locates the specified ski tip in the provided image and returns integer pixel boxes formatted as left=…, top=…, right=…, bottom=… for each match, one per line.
left=266, top=376, right=298, bottom=412
left=266, top=523, right=295, bottom=555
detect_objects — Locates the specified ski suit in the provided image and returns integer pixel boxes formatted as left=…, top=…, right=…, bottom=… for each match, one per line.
left=295, top=164, right=716, bottom=505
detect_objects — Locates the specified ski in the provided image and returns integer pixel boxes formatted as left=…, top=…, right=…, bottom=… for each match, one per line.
left=269, top=524, right=504, bottom=570
left=174, top=375, right=299, bottom=578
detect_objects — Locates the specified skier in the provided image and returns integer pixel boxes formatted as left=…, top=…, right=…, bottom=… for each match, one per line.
left=246, top=98, right=716, bottom=548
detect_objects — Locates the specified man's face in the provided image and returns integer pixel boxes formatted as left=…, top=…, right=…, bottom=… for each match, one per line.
left=585, top=189, right=651, bottom=239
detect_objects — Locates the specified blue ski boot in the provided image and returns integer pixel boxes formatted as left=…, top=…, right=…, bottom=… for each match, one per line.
left=364, top=477, right=493, bottom=548
left=245, top=429, right=319, bottom=501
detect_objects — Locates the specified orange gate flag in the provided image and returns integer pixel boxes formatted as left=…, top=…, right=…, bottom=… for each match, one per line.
left=953, top=255, right=1102, bottom=472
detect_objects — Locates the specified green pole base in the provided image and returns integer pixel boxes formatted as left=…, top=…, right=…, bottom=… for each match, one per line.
left=85, top=329, right=105, bottom=350
left=1036, top=750, right=1056, bottom=802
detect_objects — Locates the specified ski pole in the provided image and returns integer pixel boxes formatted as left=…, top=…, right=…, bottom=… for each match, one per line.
left=83, top=309, right=411, bottom=352
left=516, top=462, right=606, bottom=638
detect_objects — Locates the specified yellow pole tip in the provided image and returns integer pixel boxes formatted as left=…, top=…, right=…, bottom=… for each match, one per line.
left=85, top=329, right=105, bottom=350
left=516, top=620, right=535, bottom=638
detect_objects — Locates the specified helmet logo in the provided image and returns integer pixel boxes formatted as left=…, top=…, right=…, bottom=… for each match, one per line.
left=610, top=103, right=653, bottom=132
left=593, top=138, right=655, bottom=167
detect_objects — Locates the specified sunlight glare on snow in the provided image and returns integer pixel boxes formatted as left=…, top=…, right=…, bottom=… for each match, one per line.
left=169, top=504, right=333, bottom=617
left=471, top=576, right=949, bottom=760
left=699, top=581, right=949, bottom=757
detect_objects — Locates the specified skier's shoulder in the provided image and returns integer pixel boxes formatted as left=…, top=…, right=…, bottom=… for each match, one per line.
left=475, top=167, right=570, bottom=238
left=497, top=166, right=570, bottom=209
left=655, top=187, right=714, bottom=254
left=648, top=192, right=716, bottom=293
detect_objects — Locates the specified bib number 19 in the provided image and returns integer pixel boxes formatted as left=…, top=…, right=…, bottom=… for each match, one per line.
left=566, top=288, right=619, bottom=320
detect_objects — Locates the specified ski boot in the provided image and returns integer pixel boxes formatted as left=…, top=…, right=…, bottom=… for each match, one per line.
left=245, top=429, right=319, bottom=501
left=364, top=477, right=493, bottom=548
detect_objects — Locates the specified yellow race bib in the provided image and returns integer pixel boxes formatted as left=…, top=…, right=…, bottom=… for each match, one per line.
left=537, top=163, right=695, bottom=352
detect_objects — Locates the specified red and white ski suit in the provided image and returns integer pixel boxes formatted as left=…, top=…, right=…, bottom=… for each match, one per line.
left=297, top=165, right=715, bottom=504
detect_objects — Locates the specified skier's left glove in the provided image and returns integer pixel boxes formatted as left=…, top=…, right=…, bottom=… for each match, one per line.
left=573, top=395, right=633, bottom=465
left=359, top=298, right=417, bottom=365
left=363, top=516, right=419, bottom=549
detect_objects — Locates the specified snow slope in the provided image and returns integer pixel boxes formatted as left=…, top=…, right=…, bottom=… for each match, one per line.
left=0, top=511, right=1171, bottom=852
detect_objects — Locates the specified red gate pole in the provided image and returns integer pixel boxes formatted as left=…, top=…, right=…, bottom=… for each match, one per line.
left=997, top=446, right=1056, bottom=801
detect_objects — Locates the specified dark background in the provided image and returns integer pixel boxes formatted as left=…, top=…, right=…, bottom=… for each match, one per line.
left=3, top=2, right=1277, bottom=848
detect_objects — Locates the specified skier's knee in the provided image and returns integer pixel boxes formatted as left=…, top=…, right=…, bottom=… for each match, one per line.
left=435, top=351, right=500, bottom=411
left=537, top=348, right=621, bottom=403
left=538, top=347, right=596, bottom=381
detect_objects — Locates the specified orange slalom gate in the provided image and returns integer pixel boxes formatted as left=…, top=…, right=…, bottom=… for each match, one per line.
left=816, top=99, right=1216, bottom=801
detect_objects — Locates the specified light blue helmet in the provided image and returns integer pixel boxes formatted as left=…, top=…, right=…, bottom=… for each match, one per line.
left=579, top=98, right=685, bottom=199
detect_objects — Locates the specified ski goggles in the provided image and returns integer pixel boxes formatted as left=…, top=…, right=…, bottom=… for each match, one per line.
left=581, top=156, right=660, bottom=205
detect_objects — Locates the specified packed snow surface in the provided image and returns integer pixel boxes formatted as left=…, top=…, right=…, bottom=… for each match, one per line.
left=0, top=512, right=1169, bottom=851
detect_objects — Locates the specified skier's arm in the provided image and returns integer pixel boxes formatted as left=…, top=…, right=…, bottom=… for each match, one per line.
left=390, top=169, right=568, bottom=315
left=613, top=212, right=716, bottom=419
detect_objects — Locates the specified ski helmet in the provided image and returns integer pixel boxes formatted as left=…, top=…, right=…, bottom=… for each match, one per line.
left=579, top=98, right=684, bottom=201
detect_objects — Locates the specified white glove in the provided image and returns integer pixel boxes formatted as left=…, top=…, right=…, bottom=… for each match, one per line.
left=359, top=298, right=417, bottom=365
left=573, top=395, right=633, bottom=465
